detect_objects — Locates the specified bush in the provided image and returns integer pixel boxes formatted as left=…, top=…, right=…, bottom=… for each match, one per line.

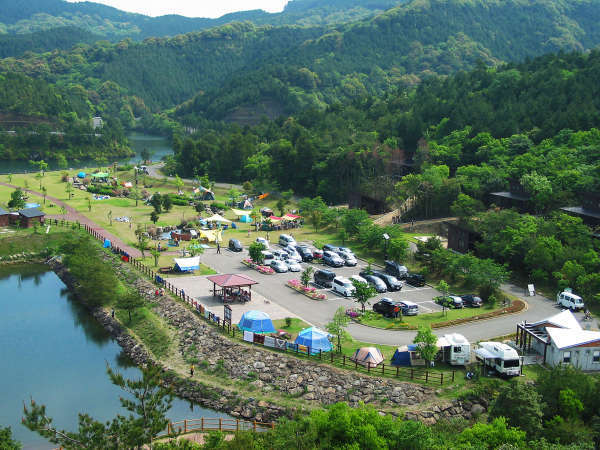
left=86, top=185, right=115, bottom=196
left=211, top=202, right=227, bottom=210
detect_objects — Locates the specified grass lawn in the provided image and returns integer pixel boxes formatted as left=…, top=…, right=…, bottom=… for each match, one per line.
left=357, top=304, right=502, bottom=330
left=273, top=317, right=311, bottom=338
left=115, top=306, right=172, bottom=359
left=135, top=253, right=216, bottom=275
left=0, top=227, right=75, bottom=256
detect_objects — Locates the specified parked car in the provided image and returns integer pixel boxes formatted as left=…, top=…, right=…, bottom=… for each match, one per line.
left=261, top=251, right=274, bottom=264
left=278, top=234, right=296, bottom=247
left=296, top=246, right=314, bottom=262
left=323, top=244, right=338, bottom=252
left=286, top=260, right=302, bottom=272
left=255, top=237, right=269, bottom=249
left=287, top=250, right=303, bottom=262
left=272, top=249, right=288, bottom=260
left=361, top=274, right=387, bottom=293
left=336, top=250, right=357, bottom=266
left=461, top=294, right=483, bottom=307
left=350, top=274, right=368, bottom=285
left=314, top=269, right=336, bottom=288
left=557, top=290, right=585, bottom=311
left=270, top=259, right=289, bottom=273
left=312, top=248, right=324, bottom=259
left=228, top=239, right=243, bottom=252
left=323, top=251, right=344, bottom=267
left=332, top=277, right=356, bottom=297
left=385, top=260, right=408, bottom=279
left=405, top=273, right=426, bottom=287
left=373, top=298, right=401, bottom=318
left=398, top=300, right=419, bottom=316
left=338, top=246, right=355, bottom=256
left=434, top=295, right=463, bottom=309
left=372, top=271, right=403, bottom=291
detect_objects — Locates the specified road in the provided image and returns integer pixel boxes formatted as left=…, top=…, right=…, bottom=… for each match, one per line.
left=146, top=162, right=241, bottom=189
left=191, top=245, right=569, bottom=346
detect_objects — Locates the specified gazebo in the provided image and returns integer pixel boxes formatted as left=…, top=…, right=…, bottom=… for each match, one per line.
left=206, top=273, right=258, bottom=303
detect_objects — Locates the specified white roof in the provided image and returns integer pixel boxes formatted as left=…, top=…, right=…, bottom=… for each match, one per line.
left=547, top=327, right=600, bottom=349
left=173, top=256, right=200, bottom=269
left=530, top=310, right=582, bottom=330
left=438, top=333, right=469, bottom=347
left=205, top=214, right=232, bottom=223
left=478, top=341, right=520, bottom=359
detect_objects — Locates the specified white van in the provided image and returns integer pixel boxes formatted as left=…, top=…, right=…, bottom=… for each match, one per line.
left=557, top=290, right=585, bottom=311
left=261, top=251, right=274, bottom=264
left=278, top=234, right=296, bottom=247
left=332, top=277, right=356, bottom=297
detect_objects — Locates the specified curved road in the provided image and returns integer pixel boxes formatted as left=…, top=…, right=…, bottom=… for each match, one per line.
left=146, top=162, right=241, bottom=190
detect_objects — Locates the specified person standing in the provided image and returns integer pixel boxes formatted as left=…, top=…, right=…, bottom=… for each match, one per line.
left=190, top=365, right=194, bottom=377
left=216, top=241, right=221, bottom=254
left=111, top=308, right=115, bottom=319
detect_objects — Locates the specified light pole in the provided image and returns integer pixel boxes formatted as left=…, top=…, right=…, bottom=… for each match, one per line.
left=383, top=233, right=390, bottom=260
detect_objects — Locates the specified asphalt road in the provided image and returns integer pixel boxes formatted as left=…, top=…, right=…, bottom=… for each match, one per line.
left=196, top=244, right=576, bottom=346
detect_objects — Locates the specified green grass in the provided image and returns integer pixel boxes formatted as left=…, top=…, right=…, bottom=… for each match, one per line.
left=357, top=305, right=501, bottom=329
left=115, top=306, right=172, bottom=359
left=0, top=227, right=75, bottom=257
left=137, top=254, right=216, bottom=275
left=273, top=318, right=310, bottom=338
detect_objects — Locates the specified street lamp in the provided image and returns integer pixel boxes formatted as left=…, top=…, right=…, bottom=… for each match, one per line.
left=383, top=233, right=390, bottom=260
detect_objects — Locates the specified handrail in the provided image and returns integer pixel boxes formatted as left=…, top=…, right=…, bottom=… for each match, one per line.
left=158, top=417, right=275, bottom=438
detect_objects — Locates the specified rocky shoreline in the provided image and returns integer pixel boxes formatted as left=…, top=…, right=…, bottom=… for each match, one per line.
left=46, top=254, right=486, bottom=426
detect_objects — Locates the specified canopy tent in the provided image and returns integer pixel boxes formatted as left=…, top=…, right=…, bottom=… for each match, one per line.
left=91, top=172, right=109, bottom=178
left=267, top=216, right=282, bottom=223
left=77, top=171, right=86, bottom=178
left=391, top=345, right=425, bottom=366
left=350, top=347, right=384, bottom=368
left=231, top=208, right=249, bottom=217
left=243, top=199, right=253, bottom=209
left=239, top=215, right=252, bottom=223
left=196, top=185, right=215, bottom=201
left=282, top=214, right=302, bottom=221
left=205, top=214, right=232, bottom=224
left=198, top=229, right=221, bottom=243
left=103, top=239, right=111, bottom=248
left=207, top=273, right=258, bottom=303
left=294, top=327, right=332, bottom=354
left=238, top=310, right=275, bottom=334
left=121, top=181, right=133, bottom=188
left=173, top=256, right=200, bottom=272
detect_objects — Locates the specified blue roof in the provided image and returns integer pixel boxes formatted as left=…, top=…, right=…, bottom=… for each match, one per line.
left=294, top=327, right=332, bottom=353
left=238, top=310, right=275, bottom=334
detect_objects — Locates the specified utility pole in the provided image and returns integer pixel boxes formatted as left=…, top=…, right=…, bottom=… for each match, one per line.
left=135, top=167, right=138, bottom=207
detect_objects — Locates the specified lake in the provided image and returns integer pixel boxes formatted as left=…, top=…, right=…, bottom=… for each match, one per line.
left=0, top=132, right=173, bottom=174
left=0, top=264, right=229, bottom=449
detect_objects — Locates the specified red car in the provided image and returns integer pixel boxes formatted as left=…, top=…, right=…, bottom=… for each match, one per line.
left=312, top=249, right=324, bottom=259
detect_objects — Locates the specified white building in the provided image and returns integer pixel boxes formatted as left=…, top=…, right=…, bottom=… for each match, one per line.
left=92, top=116, right=103, bottom=129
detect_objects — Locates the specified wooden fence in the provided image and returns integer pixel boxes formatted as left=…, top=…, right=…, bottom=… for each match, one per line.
left=158, top=417, right=274, bottom=438
left=55, top=218, right=456, bottom=386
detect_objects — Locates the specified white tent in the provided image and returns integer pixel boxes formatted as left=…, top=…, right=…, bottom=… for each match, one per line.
left=173, top=256, right=200, bottom=272
left=205, top=214, right=232, bottom=223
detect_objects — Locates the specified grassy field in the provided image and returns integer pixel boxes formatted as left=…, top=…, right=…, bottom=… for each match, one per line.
left=0, top=227, right=75, bottom=256
left=115, top=306, right=172, bottom=359
left=357, top=304, right=502, bottom=329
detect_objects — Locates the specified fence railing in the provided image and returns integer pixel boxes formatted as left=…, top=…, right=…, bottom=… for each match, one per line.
left=54, top=218, right=456, bottom=386
left=157, top=417, right=274, bottom=438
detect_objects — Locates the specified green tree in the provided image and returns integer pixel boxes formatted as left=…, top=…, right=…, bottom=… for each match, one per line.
left=0, top=426, right=21, bottom=450
left=536, top=365, right=597, bottom=419
left=140, top=147, right=151, bottom=163
left=457, top=417, right=526, bottom=449
left=65, top=182, right=73, bottom=200
left=387, top=237, right=408, bottom=262
left=174, top=175, right=184, bottom=193
left=351, top=279, right=377, bottom=313
left=341, top=208, right=369, bottom=236
left=521, top=171, right=553, bottom=214
left=413, top=325, right=438, bottom=365
left=150, top=210, right=159, bottom=224
left=150, top=193, right=162, bottom=213
left=118, top=290, right=145, bottom=322
left=162, top=195, right=173, bottom=212
left=248, top=241, right=266, bottom=264
left=489, top=382, right=544, bottom=438
left=22, top=364, right=173, bottom=449
left=150, top=246, right=161, bottom=267
left=56, top=154, right=68, bottom=170
left=451, top=193, right=484, bottom=218
left=8, top=188, right=26, bottom=209
left=559, top=388, right=584, bottom=421
left=300, top=266, right=314, bottom=287
left=86, top=196, right=91, bottom=212
left=326, top=306, right=351, bottom=352
left=309, top=209, right=323, bottom=233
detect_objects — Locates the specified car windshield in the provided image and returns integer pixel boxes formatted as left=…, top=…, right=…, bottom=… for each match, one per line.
left=503, top=359, right=520, bottom=368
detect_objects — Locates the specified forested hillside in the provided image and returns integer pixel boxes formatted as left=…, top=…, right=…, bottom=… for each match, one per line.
left=169, top=50, right=600, bottom=208
left=0, top=0, right=403, bottom=40
left=0, top=26, right=99, bottom=58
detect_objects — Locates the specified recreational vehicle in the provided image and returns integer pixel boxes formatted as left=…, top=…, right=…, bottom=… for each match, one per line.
left=437, top=333, right=471, bottom=365
left=475, top=342, right=522, bottom=377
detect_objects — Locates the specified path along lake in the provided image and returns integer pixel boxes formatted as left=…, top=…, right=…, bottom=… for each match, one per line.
left=0, top=264, right=229, bottom=449
left=0, top=132, right=173, bottom=174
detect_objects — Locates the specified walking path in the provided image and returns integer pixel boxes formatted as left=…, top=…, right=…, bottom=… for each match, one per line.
left=146, top=163, right=241, bottom=189
left=0, top=181, right=142, bottom=257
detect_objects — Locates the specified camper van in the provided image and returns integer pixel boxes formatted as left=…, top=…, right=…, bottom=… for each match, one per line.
left=475, top=342, right=522, bottom=377
left=557, top=290, right=585, bottom=311
left=437, top=333, right=471, bottom=366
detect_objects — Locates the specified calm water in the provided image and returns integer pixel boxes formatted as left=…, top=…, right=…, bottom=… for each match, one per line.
left=0, top=264, right=228, bottom=449
left=0, top=132, right=173, bottom=174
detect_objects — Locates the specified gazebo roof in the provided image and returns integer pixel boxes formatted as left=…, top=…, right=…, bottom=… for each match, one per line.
left=206, top=273, right=258, bottom=288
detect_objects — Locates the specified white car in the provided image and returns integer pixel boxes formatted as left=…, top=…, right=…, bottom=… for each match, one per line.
left=350, top=275, right=368, bottom=285
left=272, top=249, right=289, bottom=260
left=336, top=251, right=357, bottom=267
left=270, top=259, right=288, bottom=273
left=557, top=290, right=585, bottom=311
left=332, top=276, right=356, bottom=297
left=285, top=249, right=302, bottom=262
left=286, top=260, right=302, bottom=272
left=256, top=237, right=269, bottom=249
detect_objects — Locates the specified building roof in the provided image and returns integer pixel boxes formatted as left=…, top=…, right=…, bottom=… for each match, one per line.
left=560, top=206, right=600, bottom=220
left=547, top=327, right=600, bottom=349
left=0, top=206, right=8, bottom=215
left=206, top=273, right=258, bottom=288
left=438, top=333, right=469, bottom=347
left=18, top=207, right=45, bottom=218
left=530, top=310, right=582, bottom=331
left=490, top=191, right=530, bottom=201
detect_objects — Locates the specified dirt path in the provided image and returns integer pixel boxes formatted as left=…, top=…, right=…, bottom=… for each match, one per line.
left=0, top=181, right=142, bottom=257
left=146, top=162, right=241, bottom=189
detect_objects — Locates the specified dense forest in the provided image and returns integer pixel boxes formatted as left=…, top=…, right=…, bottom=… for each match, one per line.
left=0, top=26, right=99, bottom=58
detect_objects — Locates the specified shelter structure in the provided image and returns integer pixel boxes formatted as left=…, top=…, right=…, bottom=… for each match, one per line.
left=195, top=186, right=215, bottom=201
left=238, top=310, right=276, bottom=334
left=173, top=256, right=200, bottom=272
left=206, top=273, right=258, bottom=303
left=561, top=192, right=600, bottom=228
left=205, top=214, right=232, bottom=224
left=350, top=347, right=384, bottom=368
left=294, top=327, right=332, bottom=354
left=545, top=327, right=600, bottom=370
left=0, top=207, right=9, bottom=226
left=231, top=209, right=252, bottom=223
left=489, top=179, right=532, bottom=213
left=391, top=345, right=425, bottom=366
left=16, top=207, right=45, bottom=228
left=91, top=172, right=110, bottom=182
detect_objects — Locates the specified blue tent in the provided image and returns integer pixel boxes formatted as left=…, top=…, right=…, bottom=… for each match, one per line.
left=239, top=215, right=252, bottom=223
left=77, top=171, right=86, bottom=178
left=294, top=327, right=332, bottom=354
left=391, top=345, right=423, bottom=366
left=103, top=239, right=111, bottom=248
left=238, top=310, right=276, bottom=334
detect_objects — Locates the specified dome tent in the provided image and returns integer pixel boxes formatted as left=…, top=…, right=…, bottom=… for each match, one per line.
left=350, top=347, right=384, bottom=368
left=294, top=327, right=332, bottom=354
left=238, top=310, right=276, bottom=334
